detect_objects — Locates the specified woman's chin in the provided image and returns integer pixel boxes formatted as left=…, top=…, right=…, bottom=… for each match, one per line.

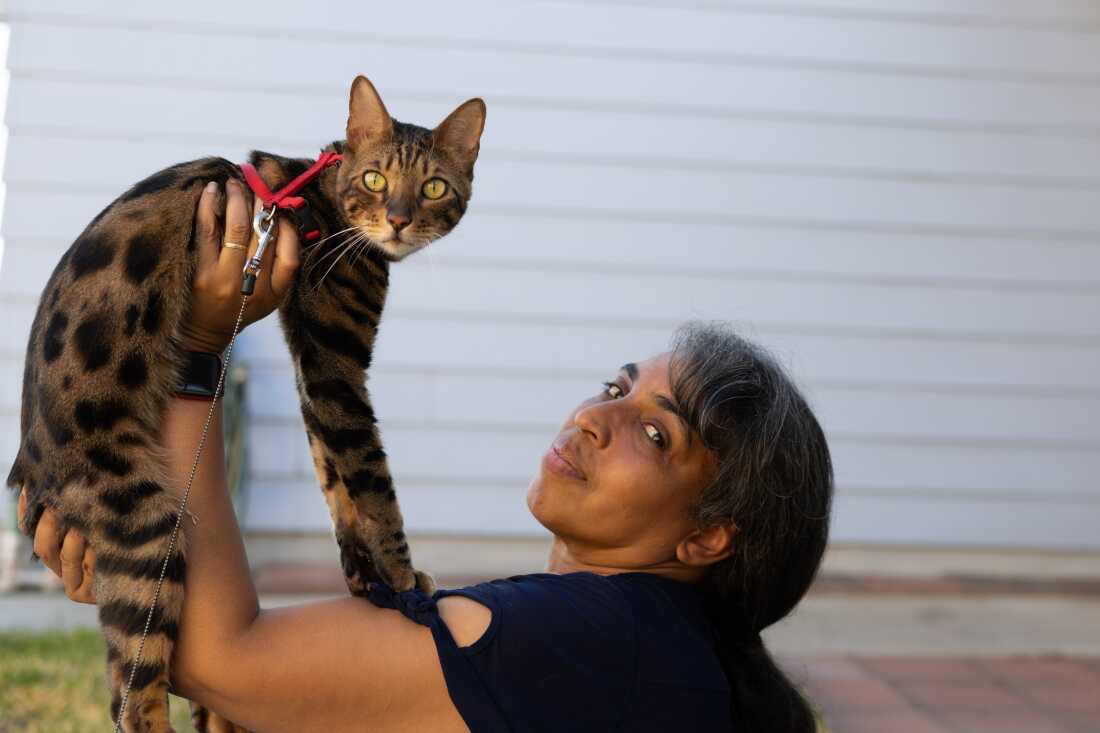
left=526, top=473, right=571, bottom=532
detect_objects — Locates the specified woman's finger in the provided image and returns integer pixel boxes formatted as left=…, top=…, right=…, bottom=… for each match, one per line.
left=195, top=181, right=222, bottom=276
left=216, top=179, right=253, bottom=279
left=59, top=530, right=87, bottom=599
left=269, top=210, right=301, bottom=302
left=33, top=509, right=63, bottom=576
left=75, top=548, right=98, bottom=604
left=17, top=487, right=27, bottom=533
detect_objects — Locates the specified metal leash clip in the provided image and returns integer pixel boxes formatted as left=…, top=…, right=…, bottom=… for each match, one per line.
left=242, top=205, right=278, bottom=295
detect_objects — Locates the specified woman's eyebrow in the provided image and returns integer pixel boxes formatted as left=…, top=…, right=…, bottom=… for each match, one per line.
left=655, top=394, right=693, bottom=448
left=619, top=362, right=638, bottom=380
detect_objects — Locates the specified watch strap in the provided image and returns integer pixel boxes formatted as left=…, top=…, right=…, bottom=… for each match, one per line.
left=176, top=351, right=223, bottom=399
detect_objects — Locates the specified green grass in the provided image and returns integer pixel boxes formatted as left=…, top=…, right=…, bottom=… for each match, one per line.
left=0, top=629, right=192, bottom=732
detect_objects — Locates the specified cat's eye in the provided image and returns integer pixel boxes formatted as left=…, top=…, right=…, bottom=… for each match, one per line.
left=363, top=171, right=387, bottom=192
left=422, top=178, right=448, bottom=200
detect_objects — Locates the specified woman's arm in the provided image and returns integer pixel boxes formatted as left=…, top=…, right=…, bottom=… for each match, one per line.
left=163, top=392, right=466, bottom=733
left=22, top=179, right=477, bottom=733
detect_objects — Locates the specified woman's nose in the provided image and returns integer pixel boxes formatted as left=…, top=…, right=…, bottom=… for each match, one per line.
left=573, top=402, right=611, bottom=449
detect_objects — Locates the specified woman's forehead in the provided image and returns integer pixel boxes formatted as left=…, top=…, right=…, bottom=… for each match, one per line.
left=621, top=352, right=673, bottom=381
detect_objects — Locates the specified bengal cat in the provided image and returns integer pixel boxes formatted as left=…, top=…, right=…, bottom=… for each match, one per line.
left=6, top=75, right=485, bottom=732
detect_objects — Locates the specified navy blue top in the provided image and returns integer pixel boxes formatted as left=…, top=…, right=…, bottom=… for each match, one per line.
left=367, top=571, right=733, bottom=732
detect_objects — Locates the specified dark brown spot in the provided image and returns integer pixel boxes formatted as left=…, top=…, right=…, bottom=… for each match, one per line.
left=69, top=233, right=115, bottom=280
left=74, top=399, right=130, bottom=433
left=142, top=290, right=163, bottom=333
left=123, top=304, right=140, bottom=336
left=42, top=312, right=68, bottom=363
left=74, top=315, right=112, bottom=372
left=124, top=233, right=161, bottom=284
left=85, top=446, right=132, bottom=476
left=117, top=353, right=148, bottom=389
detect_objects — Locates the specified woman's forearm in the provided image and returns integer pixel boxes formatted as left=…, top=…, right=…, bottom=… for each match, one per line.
left=162, top=393, right=259, bottom=695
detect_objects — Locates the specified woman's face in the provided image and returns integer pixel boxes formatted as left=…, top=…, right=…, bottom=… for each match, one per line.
left=527, top=352, right=720, bottom=568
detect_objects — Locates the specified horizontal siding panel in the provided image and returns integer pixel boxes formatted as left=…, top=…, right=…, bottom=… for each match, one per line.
left=10, top=1, right=1100, bottom=77
left=3, top=251, right=1097, bottom=344
left=11, top=22, right=1100, bottom=129
left=247, top=417, right=1099, bottom=498
left=4, top=307, right=1100, bottom=392
left=383, top=264, right=1100, bottom=339
left=10, top=136, right=1100, bottom=236
left=245, top=478, right=1100, bottom=547
left=5, top=224, right=1100, bottom=295
left=831, top=494, right=1100, bottom=549
left=240, top=363, right=1100, bottom=443
left=13, top=78, right=1100, bottom=183
left=244, top=476, right=541, bottom=535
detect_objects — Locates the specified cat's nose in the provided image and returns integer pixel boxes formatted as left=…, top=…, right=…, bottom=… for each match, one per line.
left=387, top=213, right=411, bottom=232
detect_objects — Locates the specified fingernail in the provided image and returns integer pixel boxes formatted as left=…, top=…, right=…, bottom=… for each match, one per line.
left=205, top=181, right=218, bottom=194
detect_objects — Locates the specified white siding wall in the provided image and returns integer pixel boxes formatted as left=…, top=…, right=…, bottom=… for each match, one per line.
left=1, top=0, right=1098, bottom=548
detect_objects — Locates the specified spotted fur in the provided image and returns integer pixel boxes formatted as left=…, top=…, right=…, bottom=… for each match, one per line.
left=5, top=76, right=485, bottom=733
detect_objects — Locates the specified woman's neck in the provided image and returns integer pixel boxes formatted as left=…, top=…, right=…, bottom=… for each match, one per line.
left=545, top=536, right=705, bottom=584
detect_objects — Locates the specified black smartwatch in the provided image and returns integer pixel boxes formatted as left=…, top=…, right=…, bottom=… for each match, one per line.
left=176, top=351, right=223, bottom=400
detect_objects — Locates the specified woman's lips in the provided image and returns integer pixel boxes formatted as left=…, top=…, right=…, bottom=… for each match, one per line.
left=543, top=441, right=586, bottom=481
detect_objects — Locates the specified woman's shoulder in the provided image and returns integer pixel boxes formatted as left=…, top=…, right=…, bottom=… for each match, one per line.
left=438, top=570, right=680, bottom=619
left=436, top=571, right=638, bottom=634
left=435, top=571, right=713, bottom=652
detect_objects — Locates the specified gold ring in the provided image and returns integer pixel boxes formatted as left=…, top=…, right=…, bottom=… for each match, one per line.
left=223, top=242, right=247, bottom=251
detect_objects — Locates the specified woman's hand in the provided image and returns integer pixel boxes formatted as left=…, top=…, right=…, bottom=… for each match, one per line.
left=17, top=487, right=97, bottom=604
left=178, top=178, right=301, bottom=353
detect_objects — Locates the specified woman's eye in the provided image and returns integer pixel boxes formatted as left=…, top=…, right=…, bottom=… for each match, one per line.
left=422, top=178, right=448, bottom=200
left=363, top=171, right=387, bottom=192
left=644, top=424, right=666, bottom=448
left=602, top=381, right=623, bottom=399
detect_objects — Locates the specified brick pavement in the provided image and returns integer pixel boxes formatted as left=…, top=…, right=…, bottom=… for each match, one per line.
left=781, top=655, right=1100, bottom=733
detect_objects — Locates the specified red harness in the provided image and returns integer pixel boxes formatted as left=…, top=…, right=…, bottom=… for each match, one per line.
left=239, top=151, right=343, bottom=242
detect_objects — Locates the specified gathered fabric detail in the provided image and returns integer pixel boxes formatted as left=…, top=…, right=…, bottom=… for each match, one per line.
left=368, top=582, right=439, bottom=626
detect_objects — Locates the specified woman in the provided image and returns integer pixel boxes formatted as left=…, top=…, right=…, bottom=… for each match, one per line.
left=21, top=179, right=834, bottom=732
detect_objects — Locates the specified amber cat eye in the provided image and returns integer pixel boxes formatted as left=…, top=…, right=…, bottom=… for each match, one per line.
left=363, top=171, right=387, bottom=192
left=421, top=178, right=448, bottom=200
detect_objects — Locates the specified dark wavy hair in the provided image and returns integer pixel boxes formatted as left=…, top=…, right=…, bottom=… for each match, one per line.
left=669, top=321, right=833, bottom=732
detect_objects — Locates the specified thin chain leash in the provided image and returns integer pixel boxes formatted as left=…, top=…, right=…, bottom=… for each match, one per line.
left=114, top=205, right=278, bottom=731
left=113, top=295, right=247, bottom=732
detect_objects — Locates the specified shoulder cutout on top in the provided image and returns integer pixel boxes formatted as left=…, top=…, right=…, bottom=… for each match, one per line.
left=437, top=595, right=493, bottom=648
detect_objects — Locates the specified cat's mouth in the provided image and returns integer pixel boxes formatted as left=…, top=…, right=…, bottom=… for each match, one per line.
left=371, top=232, right=429, bottom=261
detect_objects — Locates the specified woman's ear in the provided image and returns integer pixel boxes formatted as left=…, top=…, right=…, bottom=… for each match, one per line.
left=676, top=523, right=737, bottom=567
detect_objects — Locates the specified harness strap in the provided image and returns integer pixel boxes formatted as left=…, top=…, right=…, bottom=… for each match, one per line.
left=239, top=151, right=343, bottom=242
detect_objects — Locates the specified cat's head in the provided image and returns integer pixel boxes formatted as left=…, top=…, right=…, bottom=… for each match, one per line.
left=334, top=75, right=486, bottom=261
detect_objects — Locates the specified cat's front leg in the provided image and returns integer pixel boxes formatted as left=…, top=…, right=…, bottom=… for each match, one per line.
left=301, top=407, right=432, bottom=595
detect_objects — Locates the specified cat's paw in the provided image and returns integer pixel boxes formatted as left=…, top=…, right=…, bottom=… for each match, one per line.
left=336, top=526, right=422, bottom=593
left=337, top=535, right=379, bottom=597
left=414, top=569, right=437, bottom=595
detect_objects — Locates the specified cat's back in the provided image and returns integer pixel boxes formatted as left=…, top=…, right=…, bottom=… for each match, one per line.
left=7, top=156, right=241, bottom=504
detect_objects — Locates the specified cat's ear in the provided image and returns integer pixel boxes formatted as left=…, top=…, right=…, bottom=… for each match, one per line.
left=431, top=98, right=486, bottom=172
left=347, top=75, right=394, bottom=151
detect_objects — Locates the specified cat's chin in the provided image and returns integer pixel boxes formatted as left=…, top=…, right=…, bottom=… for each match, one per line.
left=377, top=238, right=430, bottom=262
